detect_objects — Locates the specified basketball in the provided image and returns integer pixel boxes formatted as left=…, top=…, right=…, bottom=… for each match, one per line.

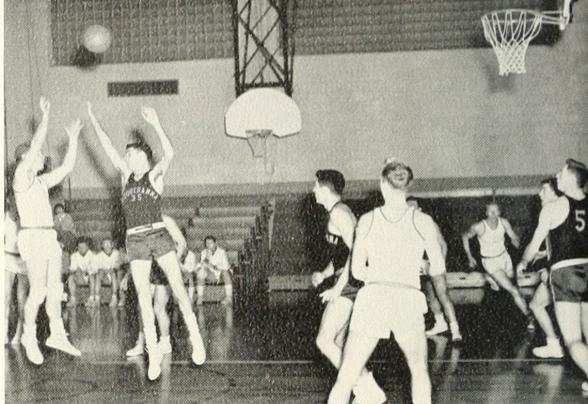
left=82, top=25, right=112, bottom=54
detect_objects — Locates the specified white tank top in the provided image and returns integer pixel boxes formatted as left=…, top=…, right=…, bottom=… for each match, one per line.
left=4, top=213, right=19, bottom=254
left=14, top=178, right=54, bottom=228
left=362, top=207, right=425, bottom=289
left=478, top=219, right=506, bottom=258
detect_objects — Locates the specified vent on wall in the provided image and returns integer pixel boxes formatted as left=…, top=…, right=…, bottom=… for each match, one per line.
left=108, top=80, right=179, bottom=97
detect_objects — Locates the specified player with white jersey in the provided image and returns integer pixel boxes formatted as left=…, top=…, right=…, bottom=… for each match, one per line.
left=12, top=97, right=82, bottom=364
left=4, top=200, right=29, bottom=345
left=516, top=159, right=588, bottom=393
left=328, top=159, right=444, bottom=404
left=93, top=238, right=122, bottom=307
left=462, top=202, right=529, bottom=316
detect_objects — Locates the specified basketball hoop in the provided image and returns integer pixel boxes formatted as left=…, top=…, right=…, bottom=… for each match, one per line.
left=246, top=129, right=272, bottom=158
left=482, top=2, right=571, bottom=76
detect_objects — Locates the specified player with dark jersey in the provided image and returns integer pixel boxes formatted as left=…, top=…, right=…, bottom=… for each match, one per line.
left=88, top=102, right=205, bottom=381
left=311, top=170, right=385, bottom=403
left=517, top=159, right=588, bottom=393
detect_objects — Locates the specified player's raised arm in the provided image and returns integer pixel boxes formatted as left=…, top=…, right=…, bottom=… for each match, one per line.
left=39, top=119, right=83, bottom=188
left=87, top=102, right=130, bottom=178
left=516, top=204, right=556, bottom=273
left=142, top=107, right=173, bottom=179
left=417, top=213, right=447, bottom=277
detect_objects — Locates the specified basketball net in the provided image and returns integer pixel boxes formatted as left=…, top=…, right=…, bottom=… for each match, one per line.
left=482, top=6, right=570, bottom=76
left=246, top=129, right=275, bottom=182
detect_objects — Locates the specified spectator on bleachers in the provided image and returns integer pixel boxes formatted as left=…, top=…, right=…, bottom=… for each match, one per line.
left=54, top=203, right=77, bottom=252
left=116, top=249, right=129, bottom=307
left=196, top=236, right=232, bottom=306
left=93, top=238, right=122, bottom=307
left=67, top=238, right=97, bottom=307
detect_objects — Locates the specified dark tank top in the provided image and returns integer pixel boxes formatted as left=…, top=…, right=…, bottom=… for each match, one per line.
left=550, top=195, right=588, bottom=265
left=121, top=171, right=163, bottom=229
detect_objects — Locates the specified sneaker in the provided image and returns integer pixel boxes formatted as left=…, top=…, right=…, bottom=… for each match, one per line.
left=126, top=343, right=144, bottom=357
left=109, top=296, right=118, bottom=307
left=426, top=321, right=449, bottom=337
left=46, top=334, right=81, bottom=356
left=147, top=346, right=163, bottom=381
left=353, top=372, right=386, bottom=404
left=532, top=343, right=564, bottom=359
left=190, top=333, right=206, bottom=365
left=21, top=333, right=44, bottom=365
left=159, top=338, right=172, bottom=355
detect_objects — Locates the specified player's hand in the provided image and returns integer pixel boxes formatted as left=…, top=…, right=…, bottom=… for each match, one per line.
left=467, top=256, right=477, bottom=269
left=533, top=250, right=548, bottom=263
left=65, top=119, right=84, bottom=140
left=311, top=272, right=324, bottom=288
left=538, top=268, right=549, bottom=284
left=319, top=287, right=341, bottom=304
left=141, top=107, right=160, bottom=126
left=40, top=96, right=50, bottom=115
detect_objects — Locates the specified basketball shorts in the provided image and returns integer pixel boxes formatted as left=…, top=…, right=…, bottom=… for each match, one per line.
left=550, top=264, right=588, bottom=303
left=482, top=252, right=513, bottom=277
left=17, top=229, right=62, bottom=263
left=349, top=283, right=427, bottom=341
left=4, top=252, right=26, bottom=275
left=126, top=228, right=175, bottom=262
left=150, top=261, right=169, bottom=286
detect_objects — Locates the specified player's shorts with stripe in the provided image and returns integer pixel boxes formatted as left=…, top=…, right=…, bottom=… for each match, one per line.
left=4, top=252, right=26, bottom=275
left=349, top=283, right=427, bottom=341
left=126, top=228, right=175, bottom=262
left=481, top=252, right=513, bottom=276
left=17, top=228, right=62, bottom=263
left=550, top=263, right=588, bottom=303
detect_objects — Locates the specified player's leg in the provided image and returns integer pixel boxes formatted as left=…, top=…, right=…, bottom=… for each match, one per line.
left=395, top=323, right=432, bottom=404
left=195, top=268, right=207, bottom=306
left=11, top=274, right=29, bottom=345
left=316, top=297, right=354, bottom=368
left=555, top=302, right=588, bottom=376
left=153, top=285, right=172, bottom=354
left=4, top=271, right=16, bottom=344
left=67, top=271, right=78, bottom=307
left=45, top=252, right=80, bottom=356
left=531, top=279, right=563, bottom=358
left=130, top=259, right=162, bottom=380
left=488, top=269, right=529, bottom=315
left=94, top=270, right=104, bottom=305
left=20, top=256, right=48, bottom=364
left=220, top=270, right=233, bottom=305
left=327, top=331, right=380, bottom=404
left=430, top=275, right=462, bottom=341
left=424, top=277, right=448, bottom=336
left=157, top=252, right=205, bottom=365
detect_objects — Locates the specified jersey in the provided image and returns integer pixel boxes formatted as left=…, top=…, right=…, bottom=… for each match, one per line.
left=14, top=177, right=53, bottom=227
left=94, top=250, right=121, bottom=271
left=362, top=206, right=426, bottom=289
left=121, top=171, right=162, bottom=229
left=70, top=250, right=96, bottom=272
left=478, top=219, right=506, bottom=258
left=550, top=195, right=588, bottom=266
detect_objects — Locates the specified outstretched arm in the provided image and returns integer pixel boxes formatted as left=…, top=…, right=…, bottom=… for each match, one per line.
left=13, top=97, right=51, bottom=191
left=87, top=102, right=130, bottom=178
left=516, top=206, right=554, bottom=273
left=39, top=119, right=83, bottom=188
left=462, top=223, right=480, bottom=268
left=142, top=107, right=173, bottom=180
left=502, top=218, right=521, bottom=249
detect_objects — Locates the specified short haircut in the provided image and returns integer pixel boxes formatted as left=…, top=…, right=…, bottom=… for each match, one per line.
left=566, top=158, right=588, bottom=188
left=204, top=235, right=216, bottom=244
left=541, top=177, right=563, bottom=196
left=76, top=237, right=91, bottom=249
left=315, top=169, right=346, bottom=196
left=381, top=160, right=414, bottom=188
left=53, top=203, right=65, bottom=213
left=126, top=129, right=153, bottom=163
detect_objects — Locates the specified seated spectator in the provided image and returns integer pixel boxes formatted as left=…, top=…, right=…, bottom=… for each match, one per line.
left=196, top=236, right=232, bottom=306
left=67, top=238, right=96, bottom=307
left=93, top=238, right=122, bottom=307
left=54, top=203, right=77, bottom=252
